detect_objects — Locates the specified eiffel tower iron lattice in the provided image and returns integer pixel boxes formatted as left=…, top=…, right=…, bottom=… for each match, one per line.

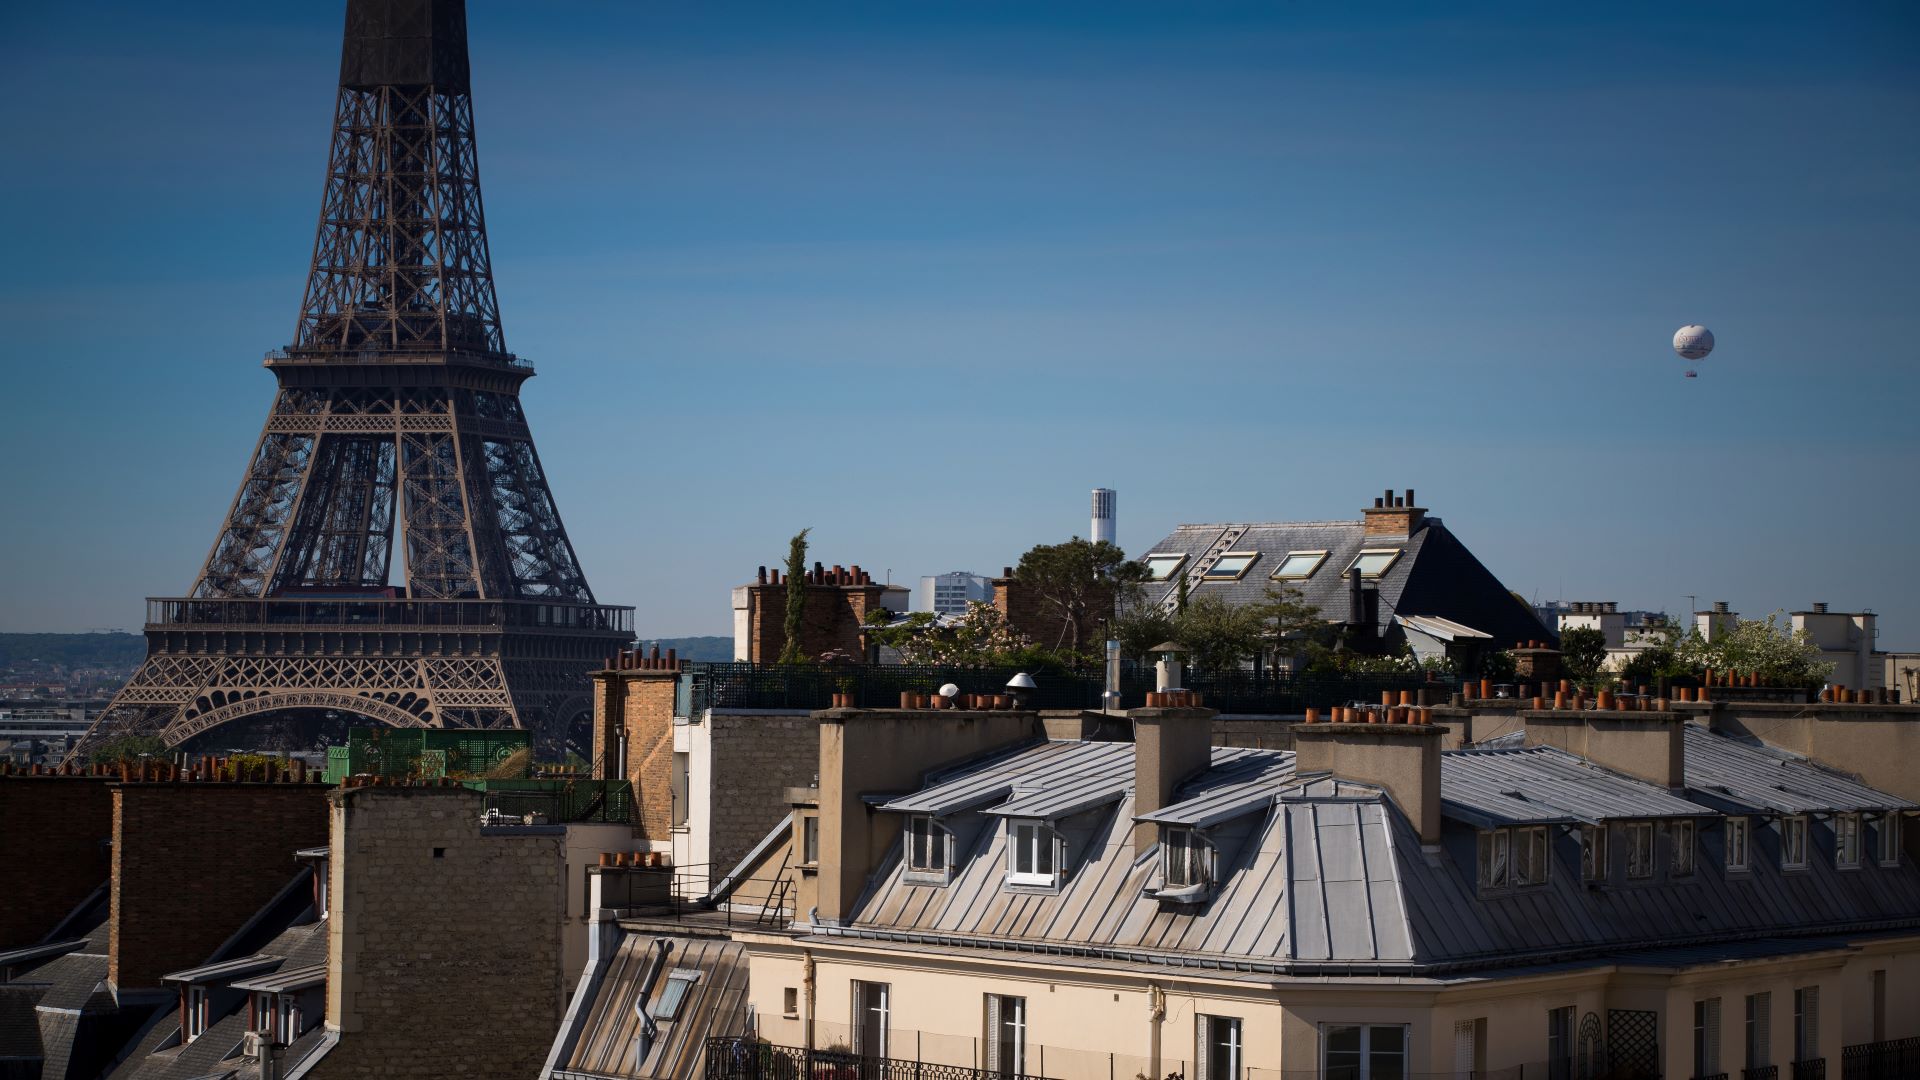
left=71, top=0, right=632, bottom=761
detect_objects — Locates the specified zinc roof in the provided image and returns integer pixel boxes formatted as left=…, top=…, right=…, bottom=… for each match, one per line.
left=1681, top=725, right=1916, bottom=815
left=563, top=933, right=750, bottom=1080
left=1441, top=745, right=1717, bottom=827
left=1137, top=753, right=1299, bottom=828
left=162, top=954, right=280, bottom=985
left=229, top=963, right=324, bottom=994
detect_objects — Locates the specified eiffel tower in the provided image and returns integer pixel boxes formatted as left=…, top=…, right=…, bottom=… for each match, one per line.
left=71, top=0, right=631, bottom=760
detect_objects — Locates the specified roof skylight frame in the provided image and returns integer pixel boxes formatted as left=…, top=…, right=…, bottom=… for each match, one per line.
left=1201, top=552, right=1260, bottom=581
left=1269, top=550, right=1330, bottom=582
left=1143, top=553, right=1188, bottom=582
left=1345, top=548, right=1403, bottom=579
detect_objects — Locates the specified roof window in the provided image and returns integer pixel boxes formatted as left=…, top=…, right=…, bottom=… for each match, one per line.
left=1144, top=554, right=1187, bottom=582
left=649, top=969, right=701, bottom=1021
left=1007, top=820, right=1060, bottom=888
left=1347, top=549, right=1402, bottom=579
left=1270, top=550, right=1328, bottom=581
left=1202, top=553, right=1259, bottom=581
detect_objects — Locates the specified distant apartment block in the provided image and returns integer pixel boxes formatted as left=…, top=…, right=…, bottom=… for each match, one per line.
left=918, top=571, right=993, bottom=616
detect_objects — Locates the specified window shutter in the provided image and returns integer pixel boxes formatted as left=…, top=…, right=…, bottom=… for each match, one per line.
left=1453, top=1020, right=1474, bottom=1077
left=1704, top=998, right=1721, bottom=1074
left=1195, top=1016, right=1211, bottom=1080
left=1803, top=988, right=1819, bottom=1058
left=986, top=995, right=1001, bottom=1073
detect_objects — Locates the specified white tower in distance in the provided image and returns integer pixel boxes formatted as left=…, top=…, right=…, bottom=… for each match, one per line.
left=1091, top=488, right=1117, bottom=545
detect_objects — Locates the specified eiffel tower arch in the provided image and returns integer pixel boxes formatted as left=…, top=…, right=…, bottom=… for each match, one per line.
left=72, top=0, right=631, bottom=760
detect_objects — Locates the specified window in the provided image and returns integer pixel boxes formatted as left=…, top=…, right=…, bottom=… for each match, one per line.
left=1746, top=992, right=1771, bottom=1069
left=1323, top=1024, right=1406, bottom=1080
left=1144, top=554, right=1187, bottom=581
left=1163, top=827, right=1212, bottom=890
left=1547, top=1006, right=1574, bottom=1078
left=1199, top=1015, right=1243, bottom=1080
left=1793, top=987, right=1818, bottom=1063
left=251, top=991, right=274, bottom=1033
left=987, top=995, right=1027, bottom=1076
left=1347, top=549, right=1402, bottom=579
left=1270, top=551, right=1329, bottom=581
left=1477, top=828, right=1510, bottom=889
left=1008, top=821, right=1057, bottom=887
left=852, top=981, right=890, bottom=1058
left=1513, top=825, right=1550, bottom=886
left=1872, top=969, right=1886, bottom=1042
left=802, top=815, right=819, bottom=865
left=184, top=985, right=209, bottom=1042
left=650, top=970, right=700, bottom=1020
left=1670, top=819, right=1695, bottom=877
left=1727, top=816, right=1750, bottom=873
left=1877, top=813, right=1902, bottom=866
left=1783, top=815, right=1809, bottom=870
left=1835, top=813, right=1861, bottom=868
left=1693, top=998, right=1720, bottom=1079
left=670, top=752, right=690, bottom=829
left=1580, top=824, right=1608, bottom=882
left=783, top=987, right=799, bottom=1019
left=1626, top=821, right=1655, bottom=879
left=906, top=815, right=949, bottom=875
left=314, top=860, right=330, bottom=919
left=274, top=994, right=299, bottom=1045
left=1202, top=553, right=1259, bottom=581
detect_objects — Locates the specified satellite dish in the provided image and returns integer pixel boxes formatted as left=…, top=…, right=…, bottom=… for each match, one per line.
left=1673, top=325, right=1714, bottom=378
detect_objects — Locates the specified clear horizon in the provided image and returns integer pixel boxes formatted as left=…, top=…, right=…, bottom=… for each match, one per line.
left=1, top=2, right=1915, bottom=647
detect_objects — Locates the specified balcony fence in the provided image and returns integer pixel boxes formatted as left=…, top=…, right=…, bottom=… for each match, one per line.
left=1841, top=1037, right=1920, bottom=1080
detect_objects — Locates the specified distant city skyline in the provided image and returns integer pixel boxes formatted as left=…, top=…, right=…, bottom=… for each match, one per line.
left=1, top=3, right=1915, bottom=647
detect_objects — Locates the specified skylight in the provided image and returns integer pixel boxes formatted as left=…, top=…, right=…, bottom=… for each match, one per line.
left=1202, top=553, right=1259, bottom=580
left=649, top=970, right=700, bottom=1021
left=1347, top=549, right=1402, bottom=579
left=1144, top=554, right=1187, bottom=581
left=1270, top=550, right=1328, bottom=581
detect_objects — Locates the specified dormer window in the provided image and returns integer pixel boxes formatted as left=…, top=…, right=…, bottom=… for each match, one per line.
left=1478, top=826, right=1548, bottom=891
left=1580, top=824, right=1608, bottom=882
left=904, top=815, right=951, bottom=881
left=184, top=985, right=209, bottom=1042
left=1835, top=813, right=1861, bottom=869
left=1626, top=822, right=1655, bottom=879
left=1007, top=820, right=1059, bottom=887
left=1726, top=817, right=1750, bottom=873
left=1782, top=815, right=1809, bottom=870
left=1670, top=820, right=1695, bottom=877
left=1160, top=826, right=1214, bottom=897
left=1878, top=813, right=1902, bottom=867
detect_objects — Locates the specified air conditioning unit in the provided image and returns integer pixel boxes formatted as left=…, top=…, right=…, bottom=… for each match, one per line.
left=242, top=1030, right=270, bottom=1057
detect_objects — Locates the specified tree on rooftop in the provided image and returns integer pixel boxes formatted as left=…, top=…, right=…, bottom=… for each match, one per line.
left=777, top=528, right=810, bottom=666
left=1173, top=593, right=1269, bottom=674
left=87, top=734, right=169, bottom=765
left=862, top=601, right=1034, bottom=668
left=1560, top=626, right=1608, bottom=684
left=1674, top=612, right=1833, bottom=688
left=1014, top=537, right=1148, bottom=653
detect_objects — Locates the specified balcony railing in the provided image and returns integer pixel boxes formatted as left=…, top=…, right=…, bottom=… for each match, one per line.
left=145, top=596, right=632, bottom=634
left=1742, top=1068, right=1778, bottom=1080
left=705, top=1038, right=1049, bottom=1080
left=1791, top=1062, right=1825, bottom=1080
left=1841, top=1037, right=1918, bottom=1080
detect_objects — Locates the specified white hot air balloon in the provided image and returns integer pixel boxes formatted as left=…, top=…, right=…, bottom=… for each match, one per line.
left=1673, top=325, right=1714, bottom=378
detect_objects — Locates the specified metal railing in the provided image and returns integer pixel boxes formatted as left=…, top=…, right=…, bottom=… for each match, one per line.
left=706, top=1037, right=1051, bottom=1080
left=145, top=596, right=633, bottom=634
left=605, top=863, right=798, bottom=930
left=1742, top=1068, right=1779, bottom=1080
left=480, top=778, right=633, bottom=824
left=679, top=662, right=1457, bottom=717
left=1842, top=1037, right=1920, bottom=1080
left=1791, top=1061, right=1825, bottom=1080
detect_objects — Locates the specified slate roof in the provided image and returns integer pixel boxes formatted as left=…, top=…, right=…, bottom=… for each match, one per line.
left=1139, top=517, right=1551, bottom=649
left=834, top=736, right=1920, bottom=976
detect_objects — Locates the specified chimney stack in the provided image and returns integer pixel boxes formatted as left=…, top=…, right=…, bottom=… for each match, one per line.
left=1362, top=485, right=1426, bottom=538
left=1523, top=710, right=1685, bottom=790
left=1131, top=704, right=1215, bottom=853
left=1813, top=602, right=1828, bottom=614
left=1292, top=721, right=1445, bottom=845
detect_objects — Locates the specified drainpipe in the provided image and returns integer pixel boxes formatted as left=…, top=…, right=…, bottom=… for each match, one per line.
left=1148, top=983, right=1165, bottom=1079
left=803, top=948, right=817, bottom=1052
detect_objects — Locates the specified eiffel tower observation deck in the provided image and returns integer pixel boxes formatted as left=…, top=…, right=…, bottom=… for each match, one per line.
left=71, top=0, right=632, bottom=760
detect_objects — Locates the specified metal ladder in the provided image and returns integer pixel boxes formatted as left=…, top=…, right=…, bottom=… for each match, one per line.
left=1160, top=524, right=1249, bottom=612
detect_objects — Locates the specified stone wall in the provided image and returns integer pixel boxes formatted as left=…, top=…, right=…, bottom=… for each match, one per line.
left=317, top=786, right=564, bottom=1080
left=703, top=711, right=819, bottom=887
left=110, top=780, right=330, bottom=991
left=0, top=776, right=114, bottom=949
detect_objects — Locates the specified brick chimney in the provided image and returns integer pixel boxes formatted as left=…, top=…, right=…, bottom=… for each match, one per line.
left=740, top=562, right=893, bottom=664
left=814, top=704, right=1044, bottom=924
left=1131, top=704, right=1215, bottom=853
left=592, top=646, right=684, bottom=844
left=1523, top=710, right=1685, bottom=790
left=1292, top=722, right=1445, bottom=845
left=1362, top=487, right=1426, bottom=539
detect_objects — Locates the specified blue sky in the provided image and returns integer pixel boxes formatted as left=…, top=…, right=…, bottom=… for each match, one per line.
left=1, top=2, right=1916, bottom=644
